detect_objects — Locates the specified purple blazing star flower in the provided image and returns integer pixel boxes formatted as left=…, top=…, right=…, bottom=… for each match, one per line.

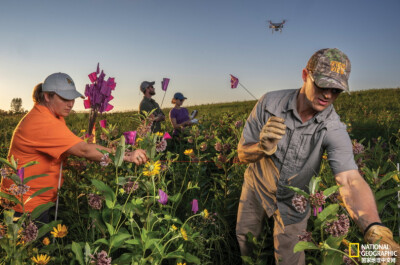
left=17, top=167, right=24, bottom=183
left=84, top=64, right=116, bottom=114
left=191, top=199, right=198, bottom=214
left=158, top=189, right=168, bottom=205
left=123, top=131, right=137, bottom=145
left=99, top=120, right=107, bottom=128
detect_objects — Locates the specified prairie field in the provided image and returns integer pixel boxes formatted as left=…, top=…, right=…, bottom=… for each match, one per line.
left=0, top=88, right=400, bottom=264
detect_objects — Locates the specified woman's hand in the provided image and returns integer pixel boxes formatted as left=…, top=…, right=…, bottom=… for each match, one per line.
left=124, top=149, right=148, bottom=165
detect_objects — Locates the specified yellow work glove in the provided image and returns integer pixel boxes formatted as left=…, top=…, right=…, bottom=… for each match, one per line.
left=364, top=225, right=400, bottom=265
left=259, top=116, right=286, bottom=156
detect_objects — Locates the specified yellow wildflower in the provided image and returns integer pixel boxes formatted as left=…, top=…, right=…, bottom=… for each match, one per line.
left=184, top=149, right=194, bottom=156
left=31, top=254, right=51, bottom=265
left=119, top=188, right=126, bottom=194
left=143, top=161, right=161, bottom=176
left=42, top=237, right=50, bottom=246
left=203, top=209, right=209, bottom=219
left=393, top=174, right=400, bottom=183
left=180, top=228, right=188, bottom=241
left=80, top=129, right=86, bottom=133
left=322, top=155, right=327, bottom=160
left=177, top=263, right=187, bottom=265
left=155, top=132, right=163, bottom=137
left=136, top=138, right=143, bottom=143
left=171, top=224, right=178, bottom=231
left=51, top=224, right=68, bottom=238
left=341, top=238, right=350, bottom=247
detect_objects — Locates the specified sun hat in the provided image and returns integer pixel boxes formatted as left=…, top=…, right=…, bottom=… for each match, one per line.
left=306, top=48, right=351, bottom=92
left=42, top=73, right=84, bottom=100
left=140, top=81, right=155, bottom=92
left=173, top=92, right=187, bottom=100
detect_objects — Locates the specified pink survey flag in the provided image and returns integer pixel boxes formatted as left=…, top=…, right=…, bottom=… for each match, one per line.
left=161, top=78, right=170, bottom=91
left=230, top=74, right=239, bottom=89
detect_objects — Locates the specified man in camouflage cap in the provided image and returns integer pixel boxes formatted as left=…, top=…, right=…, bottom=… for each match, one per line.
left=236, top=48, right=400, bottom=265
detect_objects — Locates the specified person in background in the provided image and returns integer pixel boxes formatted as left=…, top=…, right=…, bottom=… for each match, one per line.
left=0, top=73, right=148, bottom=223
left=169, top=92, right=198, bottom=137
left=139, top=81, right=165, bottom=133
left=236, top=48, right=400, bottom=265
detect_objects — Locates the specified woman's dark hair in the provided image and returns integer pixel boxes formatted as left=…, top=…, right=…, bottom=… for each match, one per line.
left=32, top=83, right=55, bottom=104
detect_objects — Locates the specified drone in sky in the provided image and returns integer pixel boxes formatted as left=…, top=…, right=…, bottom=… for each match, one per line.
left=268, top=20, right=286, bottom=33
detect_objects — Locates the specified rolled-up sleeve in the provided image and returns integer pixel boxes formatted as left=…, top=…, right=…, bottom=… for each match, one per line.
left=242, top=95, right=268, bottom=145
left=323, top=121, right=358, bottom=175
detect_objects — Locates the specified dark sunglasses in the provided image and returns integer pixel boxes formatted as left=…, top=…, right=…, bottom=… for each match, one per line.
left=309, top=74, right=343, bottom=95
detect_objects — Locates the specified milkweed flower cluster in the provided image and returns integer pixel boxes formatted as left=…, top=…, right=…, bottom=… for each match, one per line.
left=352, top=140, right=365, bottom=155
left=123, top=180, right=139, bottom=194
left=156, top=139, right=167, bottom=152
left=89, top=250, right=112, bottom=265
left=309, top=191, right=326, bottom=216
left=88, top=194, right=104, bottom=210
left=235, top=120, right=243, bottom=128
left=297, top=230, right=312, bottom=242
left=9, top=183, right=30, bottom=196
left=292, top=194, right=308, bottom=213
left=22, top=221, right=38, bottom=243
left=325, top=214, right=350, bottom=237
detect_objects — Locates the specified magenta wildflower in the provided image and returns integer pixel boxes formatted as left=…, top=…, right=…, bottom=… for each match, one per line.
left=123, top=131, right=137, bottom=145
left=99, top=120, right=107, bottom=128
left=191, top=199, right=199, bottom=214
left=163, top=132, right=172, bottom=140
left=17, top=167, right=24, bottom=183
left=158, top=189, right=168, bottom=205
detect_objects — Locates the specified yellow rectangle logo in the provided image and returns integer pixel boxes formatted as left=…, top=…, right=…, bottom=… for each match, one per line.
left=349, top=243, right=360, bottom=257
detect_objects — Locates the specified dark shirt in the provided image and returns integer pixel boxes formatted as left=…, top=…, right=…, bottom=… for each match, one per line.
left=139, top=96, right=165, bottom=133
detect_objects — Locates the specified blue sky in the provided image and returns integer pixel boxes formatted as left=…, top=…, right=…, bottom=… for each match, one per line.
left=0, top=0, right=399, bottom=112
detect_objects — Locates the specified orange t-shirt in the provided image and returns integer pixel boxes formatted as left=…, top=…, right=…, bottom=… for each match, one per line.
left=0, top=104, right=83, bottom=213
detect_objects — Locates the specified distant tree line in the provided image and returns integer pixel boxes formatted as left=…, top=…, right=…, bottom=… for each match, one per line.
left=0, top=98, right=27, bottom=115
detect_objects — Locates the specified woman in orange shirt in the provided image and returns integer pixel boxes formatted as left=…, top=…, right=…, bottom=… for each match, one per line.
left=0, top=73, right=148, bottom=223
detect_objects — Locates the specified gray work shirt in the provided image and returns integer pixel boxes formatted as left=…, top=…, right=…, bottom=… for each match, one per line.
left=139, top=97, right=165, bottom=133
left=241, top=89, right=358, bottom=225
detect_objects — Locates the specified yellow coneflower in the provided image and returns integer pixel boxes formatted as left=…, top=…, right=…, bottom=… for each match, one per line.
left=51, top=224, right=68, bottom=238
left=143, top=161, right=161, bottom=176
left=180, top=228, right=188, bottom=241
left=31, top=254, right=51, bottom=265
left=203, top=209, right=209, bottom=219
left=171, top=224, right=178, bottom=231
left=136, top=138, right=143, bottom=143
left=322, top=155, right=328, bottom=160
left=42, top=237, right=50, bottom=246
left=155, top=132, right=164, bottom=137
left=184, top=149, right=194, bottom=156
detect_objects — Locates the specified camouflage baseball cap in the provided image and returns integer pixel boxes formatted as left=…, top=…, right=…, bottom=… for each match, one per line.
left=307, top=48, right=351, bottom=92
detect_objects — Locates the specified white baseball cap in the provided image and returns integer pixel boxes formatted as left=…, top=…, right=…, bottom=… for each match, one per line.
left=42, top=73, right=84, bottom=100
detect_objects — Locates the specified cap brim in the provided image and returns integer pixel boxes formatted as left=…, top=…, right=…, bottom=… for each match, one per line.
left=56, top=90, right=85, bottom=100
left=314, top=75, right=349, bottom=92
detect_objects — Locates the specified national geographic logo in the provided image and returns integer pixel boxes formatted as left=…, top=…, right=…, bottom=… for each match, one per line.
left=348, top=243, right=398, bottom=263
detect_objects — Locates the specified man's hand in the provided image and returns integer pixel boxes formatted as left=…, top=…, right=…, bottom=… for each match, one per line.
left=155, top=114, right=165, bottom=122
left=259, top=117, right=286, bottom=155
left=124, top=149, right=148, bottom=165
left=364, top=225, right=400, bottom=265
